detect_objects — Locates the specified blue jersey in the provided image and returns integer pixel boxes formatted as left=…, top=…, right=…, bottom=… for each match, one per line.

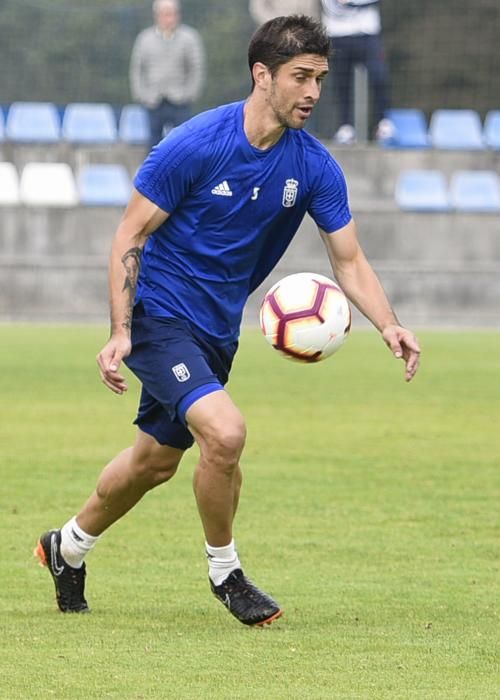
left=134, top=100, right=352, bottom=345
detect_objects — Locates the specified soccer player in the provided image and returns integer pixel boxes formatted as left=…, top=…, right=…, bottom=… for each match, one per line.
left=35, top=15, right=420, bottom=626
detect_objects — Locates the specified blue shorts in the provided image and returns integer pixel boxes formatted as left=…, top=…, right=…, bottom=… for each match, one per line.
left=124, top=305, right=238, bottom=450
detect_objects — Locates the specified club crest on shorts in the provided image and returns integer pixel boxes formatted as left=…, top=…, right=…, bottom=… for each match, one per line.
left=282, top=178, right=299, bottom=208
left=172, top=362, right=190, bottom=382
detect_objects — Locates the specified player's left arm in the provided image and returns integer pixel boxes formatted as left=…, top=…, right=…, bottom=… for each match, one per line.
left=320, top=219, right=421, bottom=381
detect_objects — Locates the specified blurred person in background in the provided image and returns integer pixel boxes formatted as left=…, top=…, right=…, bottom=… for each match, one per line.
left=249, top=0, right=320, bottom=24
left=320, top=0, right=393, bottom=144
left=129, top=0, right=205, bottom=149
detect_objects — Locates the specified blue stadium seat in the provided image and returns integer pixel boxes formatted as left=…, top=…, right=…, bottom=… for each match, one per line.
left=5, top=101, right=61, bottom=143
left=62, top=103, right=117, bottom=144
left=449, top=170, right=500, bottom=212
left=483, top=111, right=500, bottom=149
left=380, top=108, right=429, bottom=148
left=77, top=164, right=132, bottom=206
left=395, top=170, right=451, bottom=211
left=118, top=104, right=150, bottom=144
left=429, top=109, right=484, bottom=150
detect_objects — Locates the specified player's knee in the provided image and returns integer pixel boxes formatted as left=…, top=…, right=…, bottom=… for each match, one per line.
left=204, top=419, right=247, bottom=468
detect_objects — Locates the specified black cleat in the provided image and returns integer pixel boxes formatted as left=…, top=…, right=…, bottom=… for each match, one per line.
left=210, top=568, right=282, bottom=626
left=34, top=529, right=89, bottom=613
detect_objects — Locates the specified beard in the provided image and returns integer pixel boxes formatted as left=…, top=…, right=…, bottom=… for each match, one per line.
left=268, top=86, right=313, bottom=130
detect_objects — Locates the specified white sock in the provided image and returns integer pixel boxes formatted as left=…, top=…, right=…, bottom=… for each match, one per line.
left=60, top=516, right=100, bottom=569
left=206, top=539, right=241, bottom=586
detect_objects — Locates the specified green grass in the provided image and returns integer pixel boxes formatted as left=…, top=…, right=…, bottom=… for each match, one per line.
left=0, top=325, right=499, bottom=699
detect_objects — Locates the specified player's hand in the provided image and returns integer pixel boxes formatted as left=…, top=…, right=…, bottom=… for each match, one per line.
left=96, top=334, right=132, bottom=394
left=382, top=324, right=421, bottom=382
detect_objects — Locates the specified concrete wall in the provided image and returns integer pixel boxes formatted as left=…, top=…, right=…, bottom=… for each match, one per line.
left=1, top=144, right=499, bottom=327
left=245, top=209, right=500, bottom=329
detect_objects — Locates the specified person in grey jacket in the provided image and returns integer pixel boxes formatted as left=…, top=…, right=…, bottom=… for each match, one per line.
left=129, top=0, right=205, bottom=149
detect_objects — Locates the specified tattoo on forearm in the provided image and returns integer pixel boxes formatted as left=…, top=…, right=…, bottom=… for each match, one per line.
left=122, top=247, right=142, bottom=291
left=120, top=247, right=142, bottom=331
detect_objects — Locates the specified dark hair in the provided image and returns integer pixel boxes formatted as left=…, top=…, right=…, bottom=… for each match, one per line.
left=248, top=15, right=330, bottom=85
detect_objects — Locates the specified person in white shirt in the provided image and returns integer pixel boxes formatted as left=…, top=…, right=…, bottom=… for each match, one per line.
left=249, top=0, right=320, bottom=24
left=320, top=0, right=393, bottom=143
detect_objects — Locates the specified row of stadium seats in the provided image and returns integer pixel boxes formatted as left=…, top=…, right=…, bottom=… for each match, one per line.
left=0, top=102, right=150, bottom=145
left=395, top=169, right=500, bottom=212
left=0, top=161, right=132, bottom=206
left=380, top=108, right=500, bottom=150
left=1, top=102, right=500, bottom=150
left=3, top=159, right=498, bottom=211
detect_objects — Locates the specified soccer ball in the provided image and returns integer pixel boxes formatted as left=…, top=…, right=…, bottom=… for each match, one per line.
left=259, top=272, right=351, bottom=362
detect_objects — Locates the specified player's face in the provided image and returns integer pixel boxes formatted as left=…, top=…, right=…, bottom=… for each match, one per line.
left=155, top=3, right=179, bottom=32
left=268, top=54, right=329, bottom=130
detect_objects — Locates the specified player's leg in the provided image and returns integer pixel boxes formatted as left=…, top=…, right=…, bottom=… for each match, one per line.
left=35, top=311, right=195, bottom=613
left=184, top=390, right=282, bottom=626
left=187, top=390, right=245, bottom=547
left=34, top=428, right=186, bottom=613
left=76, top=429, right=184, bottom=536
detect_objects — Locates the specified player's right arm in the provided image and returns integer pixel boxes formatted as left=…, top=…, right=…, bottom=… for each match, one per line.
left=96, top=188, right=169, bottom=394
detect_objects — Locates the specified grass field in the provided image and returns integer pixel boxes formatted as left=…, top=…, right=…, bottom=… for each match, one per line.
left=0, top=325, right=499, bottom=699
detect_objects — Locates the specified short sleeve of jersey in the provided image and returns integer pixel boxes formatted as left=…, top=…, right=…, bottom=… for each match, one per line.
left=133, top=124, right=203, bottom=213
left=307, top=154, right=352, bottom=233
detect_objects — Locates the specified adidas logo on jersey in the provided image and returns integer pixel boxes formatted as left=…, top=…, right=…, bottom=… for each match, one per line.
left=211, top=180, right=233, bottom=197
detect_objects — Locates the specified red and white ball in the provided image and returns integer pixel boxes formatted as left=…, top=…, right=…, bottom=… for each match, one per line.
left=259, top=272, right=351, bottom=362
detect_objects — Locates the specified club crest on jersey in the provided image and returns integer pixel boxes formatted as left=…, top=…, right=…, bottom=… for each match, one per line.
left=282, top=179, right=299, bottom=208
left=172, top=363, right=190, bottom=382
